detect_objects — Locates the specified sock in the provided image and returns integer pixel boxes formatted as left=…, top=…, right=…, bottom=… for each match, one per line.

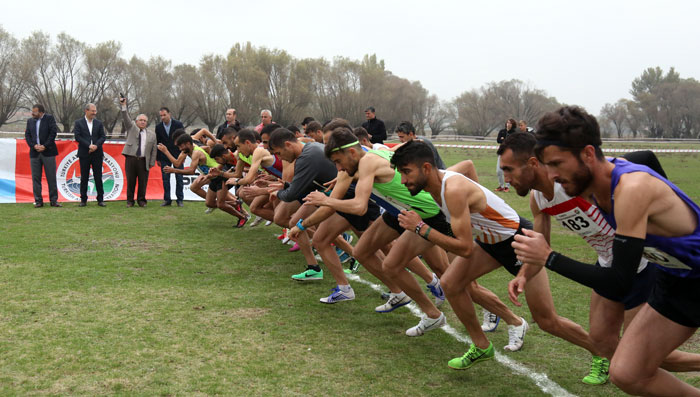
left=307, top=265, right=321, bottom=272
left=393, top=291, right=406, bottom=299
left=428, top=273, right=439, bottom=287
left=338, top=284, right=351, bottom=292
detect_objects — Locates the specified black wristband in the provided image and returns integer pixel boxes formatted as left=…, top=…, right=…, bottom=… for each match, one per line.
left=545, top=251, right=559, bottom=268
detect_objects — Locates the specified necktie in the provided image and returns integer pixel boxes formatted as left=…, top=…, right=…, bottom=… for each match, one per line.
left=137, top=131, right=142, bottom=157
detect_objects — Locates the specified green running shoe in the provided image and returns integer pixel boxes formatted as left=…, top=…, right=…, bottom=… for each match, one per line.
left=291, top=268, right=323, bottom=281
left=448, top=342, right=494, bottom=370
left=343, top=258, right=361, bottom=274
left=582, top=356, right=610, bottom=385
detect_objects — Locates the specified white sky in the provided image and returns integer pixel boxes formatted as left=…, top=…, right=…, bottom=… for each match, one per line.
left=2, top=0, right=699, bottom=115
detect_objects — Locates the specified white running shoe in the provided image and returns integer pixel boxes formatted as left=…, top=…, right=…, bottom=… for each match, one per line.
left=265, top=220, right=272, bottom=226
left=320, top=286, right=355, bottom=304
left=481, top=310, right=501, bottom=332
left=204, top=207, right=215, bottom=214
left=375, top=293, right=411, bottom=313
left=406, top=312, right=446, bottom=337
left=282, top=236, right=291, bottom=244
left=504, top=317, right=529, bottom=351
left=249, top=216, right=264, bottom=227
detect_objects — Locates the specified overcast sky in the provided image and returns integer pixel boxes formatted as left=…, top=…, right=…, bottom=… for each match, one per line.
left=3, top=0, right=699, bottom=115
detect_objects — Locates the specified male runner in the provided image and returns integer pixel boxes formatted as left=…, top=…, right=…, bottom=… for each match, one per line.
left=511, top=106, right=700, bottom=396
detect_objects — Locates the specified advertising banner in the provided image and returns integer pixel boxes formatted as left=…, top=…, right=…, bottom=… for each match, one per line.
left=4, top=138, right=204, bottom=203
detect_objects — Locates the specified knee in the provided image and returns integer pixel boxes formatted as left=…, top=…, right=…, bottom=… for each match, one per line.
left=440, top=275, right=463, bottom=298
left=216, top=199, right=227, bottom=209
left=381, top=261, right=402, bottom=278
left=273, top=212, right=287, bottom=228
left=532, top=313, right=559, bottom=335
left=609, top=361, right=647, bottom=395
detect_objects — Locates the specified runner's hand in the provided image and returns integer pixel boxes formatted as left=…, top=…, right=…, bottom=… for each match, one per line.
left=512, top=229, right=552, bottom=266
left=398, top=210, right=422, bottom=231
left=508, top=276, right=526, bottom=307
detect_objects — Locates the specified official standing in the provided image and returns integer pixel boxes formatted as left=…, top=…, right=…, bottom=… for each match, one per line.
left=155, top=107, right=184, bottom=206
left=120, top=97, right=157, bottom=207
left=25, top=104, right=60, bottom=208
left=361, top=106, right=387, bottom=144
left=73, top=103, right=106, bottom=206
left=216, top=108, right=241, bottom=139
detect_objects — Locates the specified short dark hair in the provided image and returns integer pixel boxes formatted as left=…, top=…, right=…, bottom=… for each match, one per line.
left=268, top=128, right=297, bottom=150
left=365, top=106, right=376, bottom=113
left=261, top=123, right=282, bottom=136
left=391, top=141, right=435, bottom=169
left=160, top=107, right=170, bottom=113
left=237, top=129, right=257, bottom=145
left=535, top=106, right=604, bottom=161
left=221, top=127, right=238, bottom=139
left=497, top=132, right=536, bottom=162
left=306, top=121, right=322, bottom=134
left=287, top=125, right=301, bottom=134
left=33, top=104, right=45, bottom=113
left=353, top=127, right=370, bottom=141
left=171, top=129, right=187, bottom=143
left=209, top=144, right=228, bottom=159
left=301, top=116, right=315, bottom=126
left=395, top=121, right=415, bottom=135
left=324, top=127, right=361, bottom=158
left=176, top=134, right=193, bottom=146
left=322, top=118, right=352, bottom=133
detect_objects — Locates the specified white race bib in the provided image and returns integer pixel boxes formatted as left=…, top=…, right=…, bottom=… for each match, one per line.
left=555, top=208, right=603, bottom=237
left=642, top=247, right=691, bottom=270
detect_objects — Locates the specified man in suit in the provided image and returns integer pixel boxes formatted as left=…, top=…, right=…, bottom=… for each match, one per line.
left=24, top=104, right=60, bottom=208
left=215, top=108, right=240, bottom=139
left=73, top=103, right=106, bottom=206
left=361, top=106, right=387, bottom=144
left=155, top=107, right=184, bottom=206
left=120, top=97, right=158, bottom=207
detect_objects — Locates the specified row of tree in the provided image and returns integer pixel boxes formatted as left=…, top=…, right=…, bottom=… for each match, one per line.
left=0, top=27, right=697, bottom=138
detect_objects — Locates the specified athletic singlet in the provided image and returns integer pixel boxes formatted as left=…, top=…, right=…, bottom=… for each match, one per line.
left=603, top=159, right=700, bottom=278
left=533, top=182, right=647, bottom=272
left=193, top=145, right=218, bottom=175
left=367, top=149, right=440, bottom=219
left=439, top=170, right=520, bottom=244
left=238, top=150, right=283, bottom=178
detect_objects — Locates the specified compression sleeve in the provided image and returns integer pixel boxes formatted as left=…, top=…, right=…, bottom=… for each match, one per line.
left=545, top=234, right=645, bottom=297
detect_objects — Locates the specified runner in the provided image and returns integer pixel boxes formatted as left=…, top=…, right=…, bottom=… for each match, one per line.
left=511, top=105, right=700, bottom=396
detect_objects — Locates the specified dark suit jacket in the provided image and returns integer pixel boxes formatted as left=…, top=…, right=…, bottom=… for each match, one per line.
left=216, top=120, right=241, bottom=139
left=155, top=118, right=184, bottom=162
left=24, top=114, right=59, bottom=158
left=73, top=117, right=106, bottom=158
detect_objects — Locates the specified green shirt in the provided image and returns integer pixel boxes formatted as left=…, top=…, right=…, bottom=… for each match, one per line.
left=368, top=149, right=440, bottom=219
left=193, top=145, right=219, bottom=174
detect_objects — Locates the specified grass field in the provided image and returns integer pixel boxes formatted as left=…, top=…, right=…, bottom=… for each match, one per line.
left=1, top=142, right=700, bottom=396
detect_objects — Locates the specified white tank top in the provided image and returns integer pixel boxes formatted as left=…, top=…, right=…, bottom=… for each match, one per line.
left=440, top=170, right=520, bottom=244
left=532, top=183, right=647, bottom=272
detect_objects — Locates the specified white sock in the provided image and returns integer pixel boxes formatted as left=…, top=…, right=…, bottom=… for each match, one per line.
left=428, top=273, right=439, bottom=287
left=338, top=284, right=351, bottom=292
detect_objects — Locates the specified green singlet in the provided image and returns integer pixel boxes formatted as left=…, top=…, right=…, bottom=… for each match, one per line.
left=193, top=145, right=219, bottom=175
left=368, top=149, right=440, bottom=219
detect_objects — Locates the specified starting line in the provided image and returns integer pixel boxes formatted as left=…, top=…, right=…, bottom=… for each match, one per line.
left=434, top=144, right=700, bottom=154
left=347, top=274, right=576, bottom=397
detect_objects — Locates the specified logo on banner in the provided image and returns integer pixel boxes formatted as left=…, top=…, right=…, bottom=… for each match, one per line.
left=57, top=151, right=123, bottom=201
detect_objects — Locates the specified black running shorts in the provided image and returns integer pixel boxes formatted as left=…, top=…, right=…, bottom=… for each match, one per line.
left=648, top=268, right=700, bottom=328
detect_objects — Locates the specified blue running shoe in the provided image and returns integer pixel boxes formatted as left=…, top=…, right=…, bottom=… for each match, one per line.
left=320, top=286, right=355, bottom=304
left=427, top=282, right=446, bottom=307
left=481, top=310, right=500, bottom=332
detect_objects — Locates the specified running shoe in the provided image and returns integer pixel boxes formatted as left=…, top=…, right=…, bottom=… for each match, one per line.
left=427, top=282, right=446, bottom=307
left=375, top=293, right=411, bottom=313
left=406, top=312, right=446, bottom=336
left=503, top=317, right=528, bottom=351
left=291, top=268, right=323, bottom=281
left=343, top=258, right=361, bottom=274
left=448, top=342, right=494, bottom=370
left=481, top=310, right=500, bottom=332
left=338, top=251, right=351, bottom=263
left=265, top=220, right=272, bottom=226
left=249, top=216, right=264, bottom=227
left=320, top=286, right=355, bottom=304
left=235, top=216, right=249, bottom=228
left=582, top=356, right=610, bottom=385
left=205, top=207, right=216, bottom=214
left=277, top=229, right=287, bottom=240
left=289, top=242, right=300, bottom=252
left=342, top=232, right=353, bottom=245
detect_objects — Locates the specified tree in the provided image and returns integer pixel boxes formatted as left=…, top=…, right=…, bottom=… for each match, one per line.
left=600, top=101, right=628, bottom=138
left=193, top=55, right=227, bottom=131
left=170, top=64, right=199, bottom=128
left=424, top=95, right=452, bottom=137
left=0, top=27, right=26, bottom=128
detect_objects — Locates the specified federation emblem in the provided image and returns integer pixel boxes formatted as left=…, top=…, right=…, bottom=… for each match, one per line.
left=57, top=151, right=123, bottom=201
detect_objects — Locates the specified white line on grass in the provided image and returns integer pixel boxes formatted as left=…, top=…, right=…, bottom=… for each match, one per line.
left=348, top=274, right=577, bottom=397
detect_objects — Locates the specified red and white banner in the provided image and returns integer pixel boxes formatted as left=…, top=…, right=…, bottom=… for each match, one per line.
left=2, top=138, right=203, bottom=203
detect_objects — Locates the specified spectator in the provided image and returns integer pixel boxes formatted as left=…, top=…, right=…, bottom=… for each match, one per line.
left=518, top=120, right=534, bottom=134
left=255, top=109, right=273, bottom=133
left=495, top=118, right=517, bottom=192
left=362, top=106, right=387, bottom=144
left=73, top=103, right=106, bottom=206
left=155, top=107, right=185, bottom=207
left=216, top=108, right=241, bottom=139
left=25, top=104, right=60, bottom=207
left=120, top=97, right=158, bottom=207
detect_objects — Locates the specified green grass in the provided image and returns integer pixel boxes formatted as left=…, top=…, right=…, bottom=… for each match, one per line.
left=1, top=143, right=699, bottom=396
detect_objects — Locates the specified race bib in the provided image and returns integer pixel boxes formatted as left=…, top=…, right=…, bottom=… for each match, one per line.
left=555, top=208, right=602, bottom=237
left=642, top=247, right=692, bottom=270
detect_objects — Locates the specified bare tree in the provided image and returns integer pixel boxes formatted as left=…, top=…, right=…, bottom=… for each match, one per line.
left=170, top=64, right=199, bottom=128
left=194, top=54, right=227, bottom=131
left=600, top=101, right=628, bottom=138
left=0, top=27, right=26, bottom=128
left=425, top=95, right=452, bottom=137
